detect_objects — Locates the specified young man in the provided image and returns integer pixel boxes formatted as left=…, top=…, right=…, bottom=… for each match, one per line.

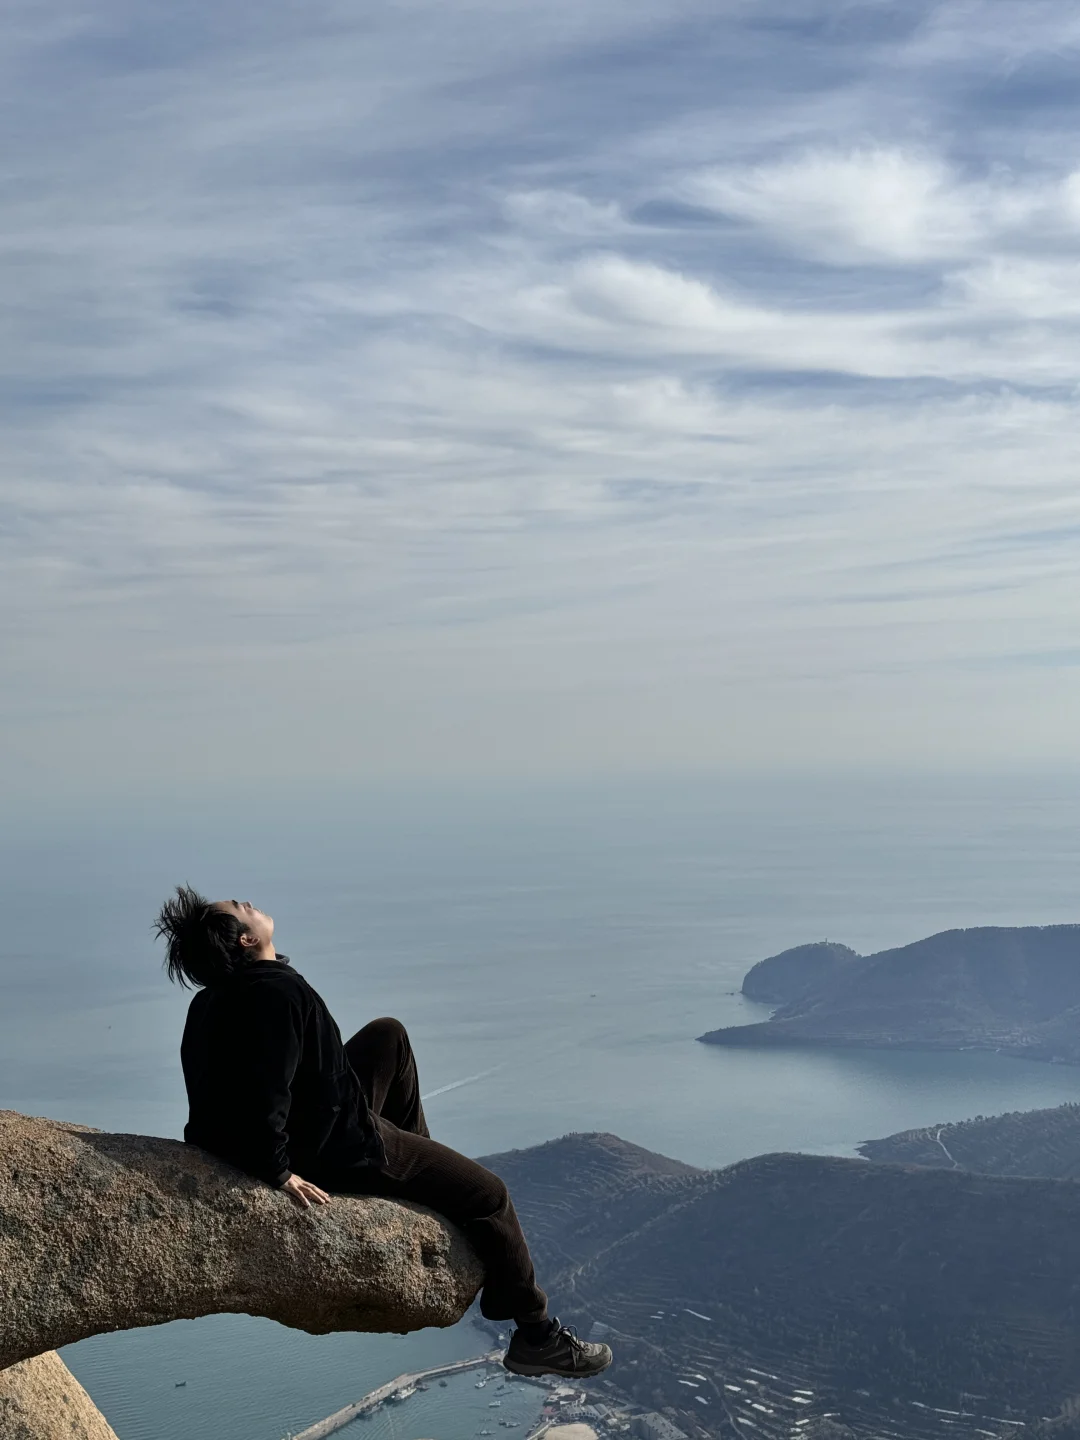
left=155, top=885, right=612, bottom=1380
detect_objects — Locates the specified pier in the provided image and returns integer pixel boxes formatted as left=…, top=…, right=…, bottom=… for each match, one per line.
left=287, top=1349, right=505, bottom=1440
left=522, top=1421, right=555, bottom=1440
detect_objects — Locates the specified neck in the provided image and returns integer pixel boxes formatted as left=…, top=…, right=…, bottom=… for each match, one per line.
left=247, top=942, right=280, bottom=962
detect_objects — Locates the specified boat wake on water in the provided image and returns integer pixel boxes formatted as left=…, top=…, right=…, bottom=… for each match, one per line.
left=421, top=1067, right=504, bottom=1101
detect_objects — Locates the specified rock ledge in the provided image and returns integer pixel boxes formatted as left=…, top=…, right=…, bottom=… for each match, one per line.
left=0, top=1109, right=484, bottom=1373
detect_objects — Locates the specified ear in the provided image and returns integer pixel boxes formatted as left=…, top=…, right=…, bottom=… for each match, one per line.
left=238, top=929, right=258, bottom=949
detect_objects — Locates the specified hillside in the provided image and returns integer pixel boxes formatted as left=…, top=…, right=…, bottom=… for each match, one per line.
left=860, top=1101, right=1080, bottom=1177
left=699, top=924, right=1080, bottom=1062
left=479, top=1132, right=709, bottom=1277
left=741, top=941, right=861, bottom=1005
left=482, top=1132, right=1080, bottom=1440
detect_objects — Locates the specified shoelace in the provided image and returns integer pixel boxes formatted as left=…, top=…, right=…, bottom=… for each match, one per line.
left=514, top=1319, right=590, bottom=1353
left=553, top=1323, right=594, bottom=1364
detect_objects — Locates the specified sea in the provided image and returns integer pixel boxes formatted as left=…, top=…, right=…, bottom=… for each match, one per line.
left=5, top=770, right=1080, bottom=1440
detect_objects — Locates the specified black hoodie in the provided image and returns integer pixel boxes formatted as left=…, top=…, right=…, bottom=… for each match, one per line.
left=180, top=957, right=384, bottom=1186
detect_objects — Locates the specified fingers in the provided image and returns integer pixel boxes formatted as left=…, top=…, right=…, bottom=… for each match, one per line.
left=284, top=1176, right=331, bottom=1208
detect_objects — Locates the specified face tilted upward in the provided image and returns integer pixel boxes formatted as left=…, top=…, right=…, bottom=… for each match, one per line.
left=210, top=898, right=275, bottom=952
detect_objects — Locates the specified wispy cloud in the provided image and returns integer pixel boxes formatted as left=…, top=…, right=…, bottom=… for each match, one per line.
left=678, top=149, right=1024, bottom=263
left=4, top=0, right=1080, bottom=793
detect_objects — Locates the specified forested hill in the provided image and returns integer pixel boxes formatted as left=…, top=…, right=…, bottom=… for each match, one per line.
left=698, top=924, right=1080, bottom=1062
left=480, top=1131, right=1080, bottom=1440
left=479, top=1131, right=709, bottom=1278
left=740, top=940, right=861, bottom=1004
left=860, top=1101, right=1080, bottom=1176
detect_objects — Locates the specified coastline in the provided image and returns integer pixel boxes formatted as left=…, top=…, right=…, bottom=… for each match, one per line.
left=695, top=1026, right=1080, bottom=1066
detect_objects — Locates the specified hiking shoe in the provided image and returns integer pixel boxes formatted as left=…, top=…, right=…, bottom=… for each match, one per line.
left=503, top=1321, right=613, bottom=1378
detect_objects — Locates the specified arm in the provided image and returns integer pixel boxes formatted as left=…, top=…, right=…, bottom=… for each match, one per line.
left=227, top=983, right=304, bottom=1188
left=226, top=983, right=332, bottom=1208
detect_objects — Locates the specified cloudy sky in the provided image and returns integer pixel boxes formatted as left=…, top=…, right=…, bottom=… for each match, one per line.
left=5, top=0, right=1080, bottom=802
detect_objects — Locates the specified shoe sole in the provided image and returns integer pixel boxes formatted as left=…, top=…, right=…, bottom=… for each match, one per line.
left=502, top=1354, right=613, bottom=1379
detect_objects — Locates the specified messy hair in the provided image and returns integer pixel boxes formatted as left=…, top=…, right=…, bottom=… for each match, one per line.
left=154, top=884, right=251, bottom=989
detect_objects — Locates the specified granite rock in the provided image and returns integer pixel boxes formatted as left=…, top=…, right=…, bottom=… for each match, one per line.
left=0, top=1109, right=484, bottom=1372
left=0, top=1351, right=119, bottom=1440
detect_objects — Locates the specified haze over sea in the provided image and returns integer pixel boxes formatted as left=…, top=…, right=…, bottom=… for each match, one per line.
left=4, top=771, right=1080, bottom=1440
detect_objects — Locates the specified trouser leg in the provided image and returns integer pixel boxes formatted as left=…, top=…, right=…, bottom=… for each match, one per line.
left=321, top=1120, right=549, bottom=1325
left=344, top=1016, right=430, bottom=1138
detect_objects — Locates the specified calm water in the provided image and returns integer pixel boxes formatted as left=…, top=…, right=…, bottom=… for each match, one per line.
left=5, top=772, right=1080, bottom=1439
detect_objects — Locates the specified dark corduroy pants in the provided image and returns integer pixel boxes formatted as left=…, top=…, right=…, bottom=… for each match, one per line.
left=317, top=1016, right=548, bottom=1325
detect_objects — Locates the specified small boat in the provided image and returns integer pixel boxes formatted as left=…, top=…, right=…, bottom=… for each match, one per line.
left=174, top=1381, right=187, bottom=1388
left=489, top=1400, right=502, bottom=1407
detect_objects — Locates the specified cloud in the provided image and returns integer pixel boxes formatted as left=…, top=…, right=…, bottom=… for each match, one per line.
left=677, top=148, right=1080, bottom=266
left=6, top=0, right=1080, bottom=796
left=501, top=190, right=627, bottom=238
left=681, top=149, right=977, bottom=263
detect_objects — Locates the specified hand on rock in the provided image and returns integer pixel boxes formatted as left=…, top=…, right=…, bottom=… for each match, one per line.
left=281, top=1174, right=331, bottom=1210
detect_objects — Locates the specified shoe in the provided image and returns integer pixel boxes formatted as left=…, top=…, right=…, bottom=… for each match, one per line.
left=503, top=1320, right=613, bottom=1378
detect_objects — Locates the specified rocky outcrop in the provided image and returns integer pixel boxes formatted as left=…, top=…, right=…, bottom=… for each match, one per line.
left=0, top=1110, right=484, bottom=1374
left=0, top=1352, right=120, bottom=1440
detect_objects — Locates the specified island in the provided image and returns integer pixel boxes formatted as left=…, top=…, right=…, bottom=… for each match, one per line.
left=697, top=924, right=1080, bottom=1062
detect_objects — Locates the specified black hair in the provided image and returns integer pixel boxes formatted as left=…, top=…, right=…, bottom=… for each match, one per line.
left=153, top=884, right=251, bottom=989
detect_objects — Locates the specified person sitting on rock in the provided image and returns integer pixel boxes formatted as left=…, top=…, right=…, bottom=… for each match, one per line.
left=154, top=885, right=612, bottom=1380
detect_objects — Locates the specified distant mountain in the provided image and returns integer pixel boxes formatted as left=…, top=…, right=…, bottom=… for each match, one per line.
left=481, top=1131, right=1080, bottom=1440
left=479, top=1132, right=708, bottom=1278
left=698, top=925, right=1080, bottom=1062
left=860, top=1101, right=1080, bottom=1177
left=484, top=1130, right=702, bottom=1187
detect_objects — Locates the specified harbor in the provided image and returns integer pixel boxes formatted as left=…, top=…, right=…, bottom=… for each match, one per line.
left=285, top=1350, right=511, bottom=1440
left=280, top=1339, right=638, bottom=1440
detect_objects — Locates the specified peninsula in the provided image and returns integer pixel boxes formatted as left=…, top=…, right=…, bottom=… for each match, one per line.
left=697, top=925, right=1080, bottom=1062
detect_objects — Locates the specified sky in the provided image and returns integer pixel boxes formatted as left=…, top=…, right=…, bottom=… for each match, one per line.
left=5, top=0, right=1080, bottom=804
